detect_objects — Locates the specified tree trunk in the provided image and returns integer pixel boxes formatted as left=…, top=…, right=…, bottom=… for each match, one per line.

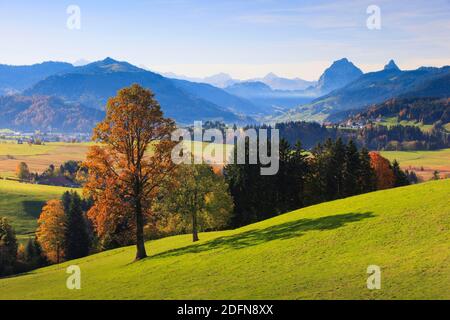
left=192, top=212, right=199, bottom=242
left=56, top=242, right=60, bottom=264
left=135, top=199, right=147, bottom=260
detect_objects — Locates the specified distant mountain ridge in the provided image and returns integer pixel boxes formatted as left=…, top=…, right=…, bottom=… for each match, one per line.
left=225, top=81, right=273, bottom=96
left=316, top=58, right=363, bottom=93
left=0, top=61, right=75, bottom=95
left=24, top=58, right=253, bottom=125
left=349, top=97, right=450, bottom=126
left=250, top=73, right=316, bottom=91
left=0, top=95, right=103, bottom=132
left=225, top=81, right=316, bottom=115
left=384, top=59, right=401, bottom=71
left=276, top=61, right=450, bottom=123
left=223, top=58, right=369, bottom=117
left=1, top=57, right=449, bottom=132
left=164, top=71, right=315, bottom=91
left=162, top=72, right=239, bottom=88
left=67, top=57, right=143, bottom=74
left=159, top=58, right=369, bottom=117
left=170, top=79, right=265, bottom=116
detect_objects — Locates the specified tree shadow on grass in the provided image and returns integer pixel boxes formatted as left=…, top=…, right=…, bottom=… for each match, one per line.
left=149, top=212, right=374, bottom=260
left=21, top=200, right=46, bottom=218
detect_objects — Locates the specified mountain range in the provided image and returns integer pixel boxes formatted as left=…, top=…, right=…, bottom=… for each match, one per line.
left=250, top=73, right=316, bottom=91
left=0, top=58, right=260, bottom=131
left=169, top=78, right=266, bottom=116
left=0, top=57, right=449, bottom=132
left=163, top=71, right=315, bottom=91
left=222, top=58, right=367, bottom=114
left=23, top=58, right=255, bottom=125
left=0, top=95, right=103, bottom=132
left=347, top=97, right=450, bottom=126
left=224, top=81, right=316, bottom=115
left=316, top=58, right=363, bottom=93
left=162, top=72, right=238, bottom=88
left=0, top=62, right=74, bottom=95
left=276, top=61, right=450, bottom=123
left=0, top=57, right=359, bottom=131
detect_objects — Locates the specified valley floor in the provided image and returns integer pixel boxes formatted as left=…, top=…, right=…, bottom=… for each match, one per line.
left=381, top=148, right=450, bottom=180
left=0, top=142, right=90, bottom=178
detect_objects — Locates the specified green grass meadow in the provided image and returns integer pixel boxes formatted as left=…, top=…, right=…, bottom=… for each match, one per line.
left=1, top=179, right=449, bottom=300
left=376, top=116, right=438, bottom=132
left=0, top=180, right=74, bottom=235
left=381, top=148, right=450, bottom=181
left=0, top=141, right=58, bottom=157
left=381, top=148, right=450, bottom=168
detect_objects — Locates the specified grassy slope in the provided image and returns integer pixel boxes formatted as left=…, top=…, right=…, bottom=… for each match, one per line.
left=0, top=180, right=73, bottom=235
left=376, top=116, right=438, bottom=132
left=1, top=179, right=449, bottom=300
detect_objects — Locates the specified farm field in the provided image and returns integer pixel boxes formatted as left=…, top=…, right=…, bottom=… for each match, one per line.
left=381, top=148, right=450, bottom=181
left=0, top=141, right=90, bottom=178
left=1, top=139, right=448, bottom=171
left=0, top=140, right=228, bottom=237
left=1, top=179, right=449, bottom=300
left=0, top=179, right=74, bottom=236
left=0, top=140, right=231, bottom=178
left=1, top=140, right=449, bottom=181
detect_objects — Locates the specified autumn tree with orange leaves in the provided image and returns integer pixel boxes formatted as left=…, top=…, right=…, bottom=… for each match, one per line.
left=36, top=200, right=66, bottom=263
left=369, top=152, right=395, bottom=190
left=16, top=162, right=30, bottom=181
left=84, top=84, right=177, bottom=260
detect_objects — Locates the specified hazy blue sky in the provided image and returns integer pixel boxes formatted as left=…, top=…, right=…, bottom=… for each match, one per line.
left=0, top=0, right=449, bottom=80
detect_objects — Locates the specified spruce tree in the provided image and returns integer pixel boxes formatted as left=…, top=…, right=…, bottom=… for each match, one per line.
left=343, top=140, right=360, bottom=197
left=392, top=160, right=409, bottom=187
left=291, top=140, right=309, bottom=208
left=63, top=191, right=91, bottom=260
left=224, top=139, right=258, bottom=227
left=406, top=170, right=418, bottom=184
left=25, top=237, right=47, bottom=269
left=0, top=218, right=18, bottom=276
left=333, top=138, right=346, bottom=198
left=306, top=142, right=326, bottom=204
left=276, top=138, right=293, bottom=213
left=358, top=148, right=377, bottom=193
left=432, top=170, right=440, bottom=180
left=25, top=238, right=36, bottom=263
left=61, top=191, right=72, bottom=213
left=224, top=136, right=281, bottom=227
left=318, top=138, right=345, bottom=201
